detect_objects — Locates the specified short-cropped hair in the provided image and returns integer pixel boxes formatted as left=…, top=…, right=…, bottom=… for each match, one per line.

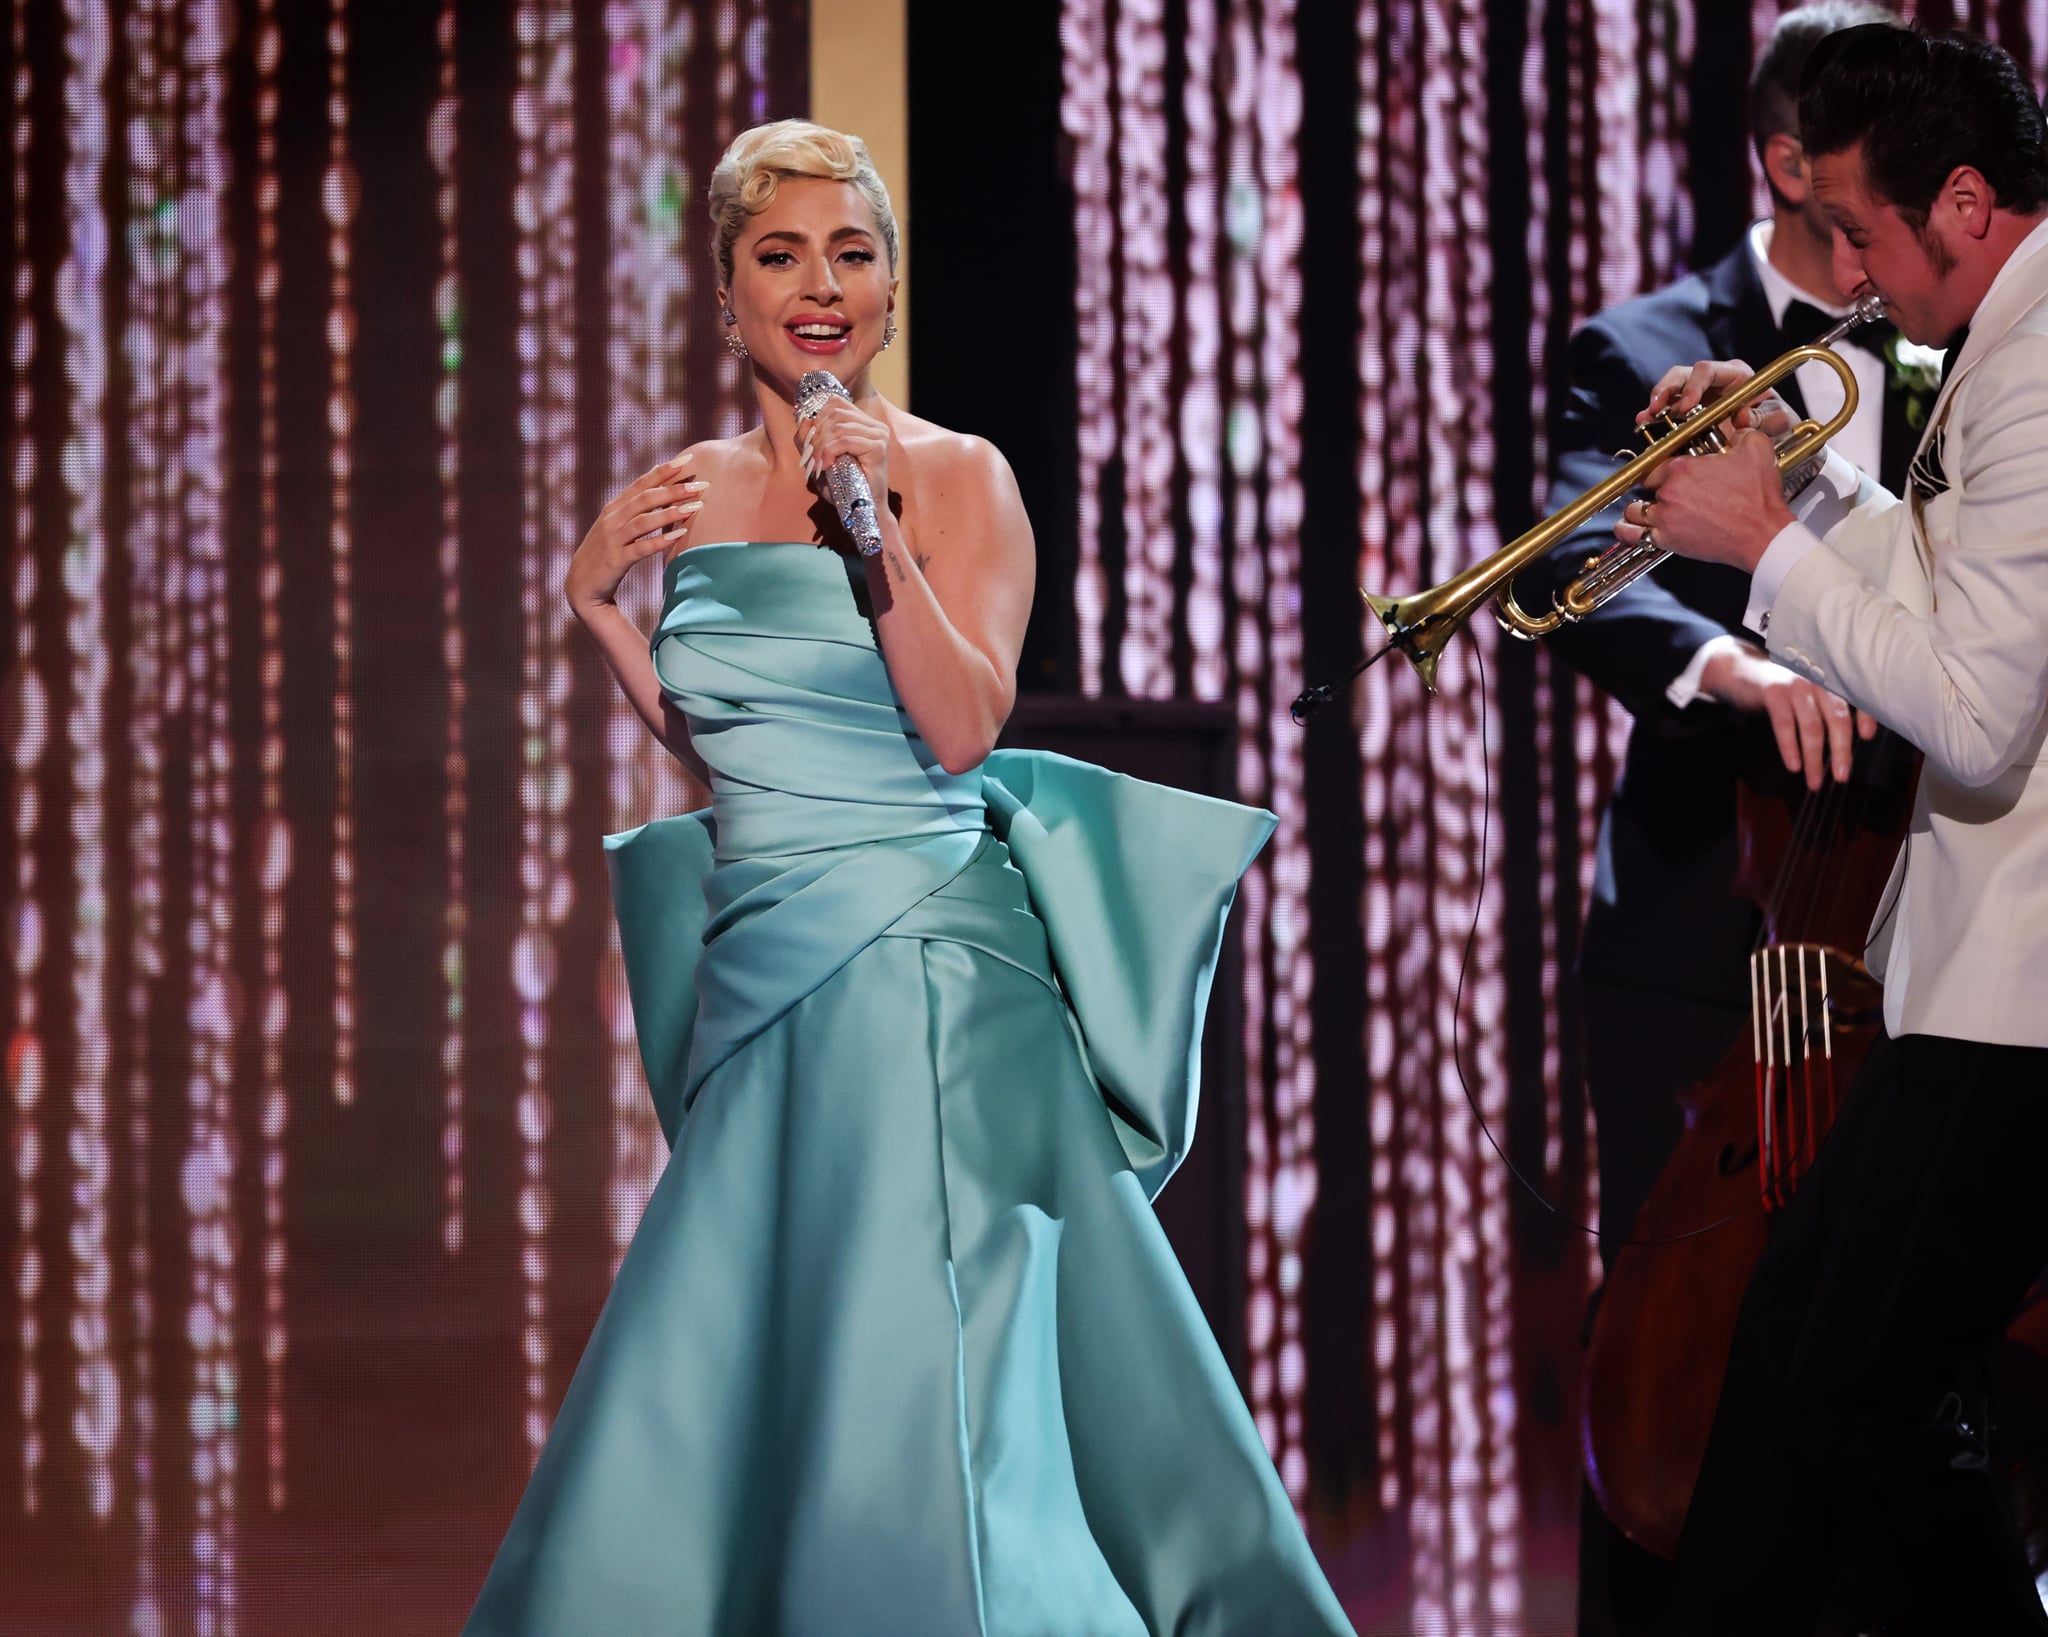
left=1748, top=1, right=1901, bottom=162
left=1799, top=24, right=2048, bottom=220
left=707, top=119, right=899, bottom=290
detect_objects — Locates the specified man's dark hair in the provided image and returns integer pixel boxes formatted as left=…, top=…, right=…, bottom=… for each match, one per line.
left=1800, top=25, right=2048, bottom=221
left=1749, top=1, right=1901, bottom=175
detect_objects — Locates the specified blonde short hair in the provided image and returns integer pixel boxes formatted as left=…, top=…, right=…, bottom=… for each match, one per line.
left=707, top=119, right=899, bottom=289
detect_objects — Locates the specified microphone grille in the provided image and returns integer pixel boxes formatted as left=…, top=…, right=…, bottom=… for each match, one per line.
left=795, top=370, right=850, bottom=419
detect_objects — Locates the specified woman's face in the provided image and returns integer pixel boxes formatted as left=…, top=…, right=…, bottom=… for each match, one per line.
left=723, top=177, right=895, bottom=390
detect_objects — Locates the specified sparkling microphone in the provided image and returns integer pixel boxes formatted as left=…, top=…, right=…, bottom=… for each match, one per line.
left=795, top=370, right=884, bottom=557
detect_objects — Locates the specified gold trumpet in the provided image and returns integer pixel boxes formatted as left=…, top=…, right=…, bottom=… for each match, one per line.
left=1347, top=294, right=1884, bottom=697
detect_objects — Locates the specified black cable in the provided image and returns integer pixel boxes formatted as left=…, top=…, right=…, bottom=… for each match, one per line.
left=1447, top=632, right=1754, bottom=1249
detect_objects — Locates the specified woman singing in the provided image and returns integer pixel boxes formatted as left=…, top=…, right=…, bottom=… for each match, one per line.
left=463, top=118, right=1352, bottom=1637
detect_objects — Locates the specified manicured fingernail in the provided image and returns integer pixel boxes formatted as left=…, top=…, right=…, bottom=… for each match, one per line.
left=683, top=480, right=708, bottom=493
left=679, top=500, right=702, bottom=513
left=661, top=523, right=688, bottom=539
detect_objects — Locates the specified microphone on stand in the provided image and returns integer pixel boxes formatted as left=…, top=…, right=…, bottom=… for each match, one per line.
left=795, top=370, right=884, bottom=557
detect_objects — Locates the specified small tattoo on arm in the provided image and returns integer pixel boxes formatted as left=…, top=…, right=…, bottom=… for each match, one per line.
left=885, top=549, right=908, bottom=586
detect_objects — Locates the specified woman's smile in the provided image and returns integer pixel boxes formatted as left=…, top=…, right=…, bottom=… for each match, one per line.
left=784, top=313, right=853, bottom=356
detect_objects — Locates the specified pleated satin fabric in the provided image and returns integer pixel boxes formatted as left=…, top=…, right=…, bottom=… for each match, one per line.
left=463, top=543, right=1353, bottom=1637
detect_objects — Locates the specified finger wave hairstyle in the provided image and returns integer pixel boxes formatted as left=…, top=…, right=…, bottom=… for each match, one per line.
left=708, top=119, right=900, bottom=290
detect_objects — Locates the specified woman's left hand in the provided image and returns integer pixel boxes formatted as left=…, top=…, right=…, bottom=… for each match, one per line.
left=799, top=394, right=892, bottom=505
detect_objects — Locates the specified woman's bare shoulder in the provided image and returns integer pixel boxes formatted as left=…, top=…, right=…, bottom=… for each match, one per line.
left=888, top=410, right=1017, bottom=501
left=890, top=408, right=1001, bottom=464
left=887, top=410, right=1027, bottom=561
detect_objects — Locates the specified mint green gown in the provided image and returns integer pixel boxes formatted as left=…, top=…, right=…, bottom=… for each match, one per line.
left=464, top=542, right=1353, bottom=1637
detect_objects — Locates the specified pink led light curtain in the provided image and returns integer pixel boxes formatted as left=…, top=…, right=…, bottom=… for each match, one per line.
left=1, top=3, right=803, bottom=1631
left=1060, top=0, right=2048, bottom=1630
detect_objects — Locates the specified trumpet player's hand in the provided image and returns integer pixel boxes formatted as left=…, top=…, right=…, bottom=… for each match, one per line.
left=1699, top=643, right=1878, bottom=790
left=1617, top=426, right=1792, bottom=575
left=1640, top=358, right=1795, bottom=437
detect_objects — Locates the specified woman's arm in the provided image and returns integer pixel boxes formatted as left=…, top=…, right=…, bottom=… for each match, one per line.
left=565, top=455, right=712, bottom=784
left=803, top=408, right=1034, bottom=774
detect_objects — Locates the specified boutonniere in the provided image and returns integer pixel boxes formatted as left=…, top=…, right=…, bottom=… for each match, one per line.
left=1884, top=333, right=1946, bottom=429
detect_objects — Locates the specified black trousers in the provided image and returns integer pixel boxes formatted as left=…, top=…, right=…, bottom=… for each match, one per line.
left=1665, top=1030, right=2048, bottom=1636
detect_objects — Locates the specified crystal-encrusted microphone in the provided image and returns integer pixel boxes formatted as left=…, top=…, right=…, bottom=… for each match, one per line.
left=795, top=370, right=884, bottom=557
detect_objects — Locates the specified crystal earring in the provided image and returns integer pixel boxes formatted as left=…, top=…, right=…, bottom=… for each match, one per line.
left=881, top=317, right=897, bottom=351
left=723, top=307, right=749, bottom=361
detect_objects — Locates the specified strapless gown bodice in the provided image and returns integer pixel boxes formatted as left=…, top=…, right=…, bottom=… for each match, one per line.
left=464, top=541, right=1354, bottom=1637
left=654, top=540, right=990, bottom=861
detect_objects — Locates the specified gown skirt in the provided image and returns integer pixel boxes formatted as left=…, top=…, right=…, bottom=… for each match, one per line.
left=463, top=542, right=1354, bottom=1637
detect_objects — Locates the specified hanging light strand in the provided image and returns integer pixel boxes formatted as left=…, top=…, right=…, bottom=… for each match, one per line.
left=1057, top=0, right=1112, bottom=697
left=119, top=0, right=168, bottom=1614
left=536, top=0, right=579, bottom=1454
left=512, top=0, right=548, bottom=1464
left=1114, top=0, right=1174, bottom=699
left=59, top=0, right=117, bottom=1527
left=327, top=0, right=357, bottom=1107
left=710, top=1, right=745, bottom=435
left=7, top=0, right=46, bottom=1521
left=181, top=3, right=239, bottom=1628
left=744, top=0, right=769, bottom=125
left=253, top=0, right=292, bottom=1513
left=432, top=0, right=467, bottom=1258
left=510, top=0, right=578, bottom=1464
left=1181, top=0, right=1225, bottom=703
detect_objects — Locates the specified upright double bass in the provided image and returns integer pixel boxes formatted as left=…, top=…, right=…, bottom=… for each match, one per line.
left=1581, top=727, right=2048, bottom=1564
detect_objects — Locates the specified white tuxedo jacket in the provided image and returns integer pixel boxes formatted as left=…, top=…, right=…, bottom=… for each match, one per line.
left=1745, top=219, right=2048, bottom=1048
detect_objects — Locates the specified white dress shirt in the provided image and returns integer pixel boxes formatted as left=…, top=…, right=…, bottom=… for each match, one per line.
left=1664, top=221, right=1892, bottom=708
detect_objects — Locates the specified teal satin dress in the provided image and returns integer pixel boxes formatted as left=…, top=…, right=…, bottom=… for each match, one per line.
left=465, top=542, right=1353, bottom=1637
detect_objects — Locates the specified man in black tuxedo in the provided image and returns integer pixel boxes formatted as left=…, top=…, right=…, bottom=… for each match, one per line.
left=1531, top=6, right=1914, bottom=1633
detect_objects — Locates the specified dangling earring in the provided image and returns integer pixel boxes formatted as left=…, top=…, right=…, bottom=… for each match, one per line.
left=723, top=307, right=749, bottom=361
left=880, top=317, right=897, bottom=351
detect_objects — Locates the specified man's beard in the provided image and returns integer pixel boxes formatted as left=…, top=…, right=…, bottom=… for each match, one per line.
left=1914, top=216, right=1957, bottom=277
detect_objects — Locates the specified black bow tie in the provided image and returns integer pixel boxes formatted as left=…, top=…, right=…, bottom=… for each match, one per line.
left=1781, top=297, right=1896, bottom=355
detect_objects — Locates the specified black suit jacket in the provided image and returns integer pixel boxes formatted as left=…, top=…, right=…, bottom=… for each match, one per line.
left=1528, top=240, right=1909, bottom=1007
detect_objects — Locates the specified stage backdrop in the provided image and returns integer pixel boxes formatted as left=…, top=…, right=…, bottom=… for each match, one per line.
left=6, top=2, right=2048, bottom=1635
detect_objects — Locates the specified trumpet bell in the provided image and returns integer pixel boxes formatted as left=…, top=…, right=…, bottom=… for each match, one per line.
left=1362, top=587, right=1456, bottom=695
left=1368, top=590, right=1449, bottom=692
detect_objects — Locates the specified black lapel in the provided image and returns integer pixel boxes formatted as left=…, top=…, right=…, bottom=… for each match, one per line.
left=1701, top=237, right=1808, bottom=420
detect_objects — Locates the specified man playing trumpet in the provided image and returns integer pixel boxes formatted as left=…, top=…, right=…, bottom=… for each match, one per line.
left=1617, top=25, right=2048, bottom=1634
left=1536, top=11, right=1900, bottom=1631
